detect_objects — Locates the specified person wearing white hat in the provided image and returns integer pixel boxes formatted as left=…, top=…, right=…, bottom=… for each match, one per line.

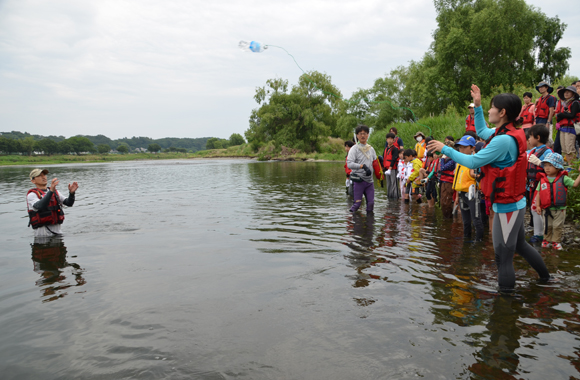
left=465, top=103, right=476, bottom=133
left=556, top=85, right=580, bottom=165
left=26, top=169, right=79, bottom=237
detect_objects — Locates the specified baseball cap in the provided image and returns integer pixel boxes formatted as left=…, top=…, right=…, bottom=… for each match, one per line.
left=468, top=103, right=475, bottom=108
left=455, top=135, right=476, bottom=147
left=29, top=168, right=49, bottom=180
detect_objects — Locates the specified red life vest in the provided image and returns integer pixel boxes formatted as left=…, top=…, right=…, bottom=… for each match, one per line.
left=535, top=95, right=555, bottom=119
left=465, top=114, right=476, bottom=132
left=382, top=145, right=398, bottom=170
left=526, top=146, right=549, bottom=184
left=555, top=100, right=564, bottom=114
left=520, top=104, right=534, bottom=124
left=539, top=171, right=567, bottom=209
left=438, top=158, right=455, bottom=183
left=344, top=156, right=352, bottom=176
left=558, top=100, right=580, bottom=127
left=480, top=123, right=527, bottom=204
left=428, top=158, right=438, bottom=174
left=27, top=189, right=65, bottom=229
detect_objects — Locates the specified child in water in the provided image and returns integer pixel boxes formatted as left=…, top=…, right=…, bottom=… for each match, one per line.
left=344, top=140, right=355, bottom=196
left=535, top=152, right=580, bottom=250
left=404, top=149, right=424, bottom=204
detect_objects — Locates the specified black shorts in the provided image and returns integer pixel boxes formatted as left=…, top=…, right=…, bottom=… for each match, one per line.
left=405, top=183, right=420, bottom=195
left=425, top=180, right=438, bottom=201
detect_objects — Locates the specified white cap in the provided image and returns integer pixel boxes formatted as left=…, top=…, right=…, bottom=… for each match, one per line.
left=468, top=103, right=475, bottom=108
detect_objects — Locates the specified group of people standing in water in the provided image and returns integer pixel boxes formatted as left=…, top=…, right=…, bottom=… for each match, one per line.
left=345, top=82, right=580, bottom=292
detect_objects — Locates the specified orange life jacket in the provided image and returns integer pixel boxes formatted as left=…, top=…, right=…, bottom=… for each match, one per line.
left=480, top=123, right=527, bottom=204
left=382, top=145, right=398, bottom=170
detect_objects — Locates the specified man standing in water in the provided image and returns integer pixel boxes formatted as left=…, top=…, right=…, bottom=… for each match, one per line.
left=428, top=85, right=550, bottom=292
left=27, top=169, right=79, bottom=237
left=347, top=125, right=377, bottom=213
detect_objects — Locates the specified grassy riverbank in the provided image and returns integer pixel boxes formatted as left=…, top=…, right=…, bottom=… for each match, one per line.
left=0, top=144, right=345, bottom=166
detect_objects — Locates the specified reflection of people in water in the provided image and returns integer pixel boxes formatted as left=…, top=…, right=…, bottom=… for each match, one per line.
left=345, top=213, right=387, bottom=289
left=31, top=236, right=85, bottom=302
left=26, top=168, right=79, bottom=237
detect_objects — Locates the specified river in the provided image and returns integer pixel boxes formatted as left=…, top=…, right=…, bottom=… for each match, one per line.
left=1, top=159, right=579, bottom=379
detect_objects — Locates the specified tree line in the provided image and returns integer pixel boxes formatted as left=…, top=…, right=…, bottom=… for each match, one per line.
left=244, top=0, right=571, bottom=152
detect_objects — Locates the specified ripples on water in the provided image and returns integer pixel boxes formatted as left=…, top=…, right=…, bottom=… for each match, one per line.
left=1, top=160, right=580, bottom=379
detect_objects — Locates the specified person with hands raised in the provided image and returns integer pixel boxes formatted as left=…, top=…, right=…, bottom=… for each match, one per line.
left=427, top=85, right=550, bottom=292
left=27, top=168, right=79, bottom=237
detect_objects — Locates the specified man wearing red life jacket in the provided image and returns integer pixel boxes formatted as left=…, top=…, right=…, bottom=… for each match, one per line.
left=519, top=92, right=535, bottom=129
left=465, top=103, right=476, bottom=133
left=428, top=84, right=550, bottom=292
left=27, top=169, right=79, bottom=237
left=534, top=81, right=557, bottom=132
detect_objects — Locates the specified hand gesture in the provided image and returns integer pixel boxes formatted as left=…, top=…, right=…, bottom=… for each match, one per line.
left=427, top=140, right=445, bottom=154
left=471, top=84, right=481, bottom=108
left=49, top=178, right=59, bottom=192
left=68, top=181, right=79, bottom=194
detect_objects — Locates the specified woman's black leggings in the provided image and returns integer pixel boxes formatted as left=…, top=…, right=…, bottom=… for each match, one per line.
left=492, top=208, right=550, bottom=291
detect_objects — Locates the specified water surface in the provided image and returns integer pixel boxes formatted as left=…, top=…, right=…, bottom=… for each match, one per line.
left=1, top=159, right=580, bottom=379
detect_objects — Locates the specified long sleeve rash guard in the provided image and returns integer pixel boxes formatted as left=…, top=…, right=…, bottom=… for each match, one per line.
left=441, top=106, right=526, bottom=213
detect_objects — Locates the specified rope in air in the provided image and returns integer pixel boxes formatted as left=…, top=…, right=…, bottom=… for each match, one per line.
left=255, top=43, right=432, bottom=135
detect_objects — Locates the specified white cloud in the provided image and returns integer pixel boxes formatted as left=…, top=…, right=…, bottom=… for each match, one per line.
left=0, top=0, right=578, bottom=139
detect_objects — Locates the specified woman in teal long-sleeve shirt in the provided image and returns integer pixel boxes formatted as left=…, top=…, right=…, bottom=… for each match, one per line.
left=428, top=85, right=549, bottom=292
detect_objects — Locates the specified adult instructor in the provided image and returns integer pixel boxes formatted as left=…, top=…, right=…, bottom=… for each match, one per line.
left=27, top=169, right=79, bottom=237
left=427, top=85, right=550, bottom=292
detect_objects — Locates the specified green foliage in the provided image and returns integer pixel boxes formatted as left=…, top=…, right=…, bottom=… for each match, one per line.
left=426, top=0, right=571, bottom=114
left=229, top=133, right=245, bottom=146
left=147, top=143, right=161, bottom=153
left=35, top=138, right=59, bottom=156
left=20, top=136, right=35, bottom=156
left=206, top=137, right=229, bottom=150
left=97, top=144, right=110, bottom=154
left=117, top=144, right=129, bottom=154
left=67, top=136, right=95, bottom=155
left=245, top=72, right=341, bottom=152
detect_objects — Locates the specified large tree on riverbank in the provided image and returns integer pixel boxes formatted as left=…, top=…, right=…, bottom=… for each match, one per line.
left=245, top=72, right=342, bottom=152
left=407, top=0, right=571, bottom=115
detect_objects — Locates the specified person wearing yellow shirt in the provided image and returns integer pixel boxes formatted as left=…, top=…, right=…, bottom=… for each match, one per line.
left=413, top=132, right=427, bottom=160
left=452, top=135, right=484, bottom=241
left=404, top=149, right=424, bottom=204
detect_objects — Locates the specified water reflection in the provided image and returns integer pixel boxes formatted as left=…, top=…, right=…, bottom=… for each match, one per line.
left=31, top=236, right=86, bottom=302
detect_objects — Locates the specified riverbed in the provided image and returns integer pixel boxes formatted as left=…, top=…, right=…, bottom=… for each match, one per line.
left=1, top=159, right=579, bottom=379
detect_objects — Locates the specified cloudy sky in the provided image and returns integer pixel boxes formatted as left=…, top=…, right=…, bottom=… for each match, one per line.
left=0, top=0, right=578, bottom=140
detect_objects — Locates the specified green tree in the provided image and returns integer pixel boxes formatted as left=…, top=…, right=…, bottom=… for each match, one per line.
left=117, top=144, right=129, bottom=154
left=229, top=133, right=245, bottom=146
left=424, top=0, right=571, bottom=113
left=97, top=144, right=110, bottom=154
left=147, top=143, right=161, bottom=153
left=67, top=136, right=95, bottom=155
left=35, top=138, right=59, bottom=156
left=245, top=72, right=341, bottom=152
left=205, top=138, right=221, bottom=150
left=57, top=140, right=73, bottom=154
left=20, top=136, right=35, bottom=156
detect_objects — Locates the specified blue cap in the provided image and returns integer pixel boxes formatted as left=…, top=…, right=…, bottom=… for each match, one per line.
left=455, top=135, right=476, bottom=147
left=542, top=152, right=564, bottom=170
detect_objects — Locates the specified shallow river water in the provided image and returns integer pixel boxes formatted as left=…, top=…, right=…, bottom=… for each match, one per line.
left=1, top=159, right=580, bottom=379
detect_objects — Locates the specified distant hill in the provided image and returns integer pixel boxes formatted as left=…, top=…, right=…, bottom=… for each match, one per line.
left=0, top=131, right=212, bottom=152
